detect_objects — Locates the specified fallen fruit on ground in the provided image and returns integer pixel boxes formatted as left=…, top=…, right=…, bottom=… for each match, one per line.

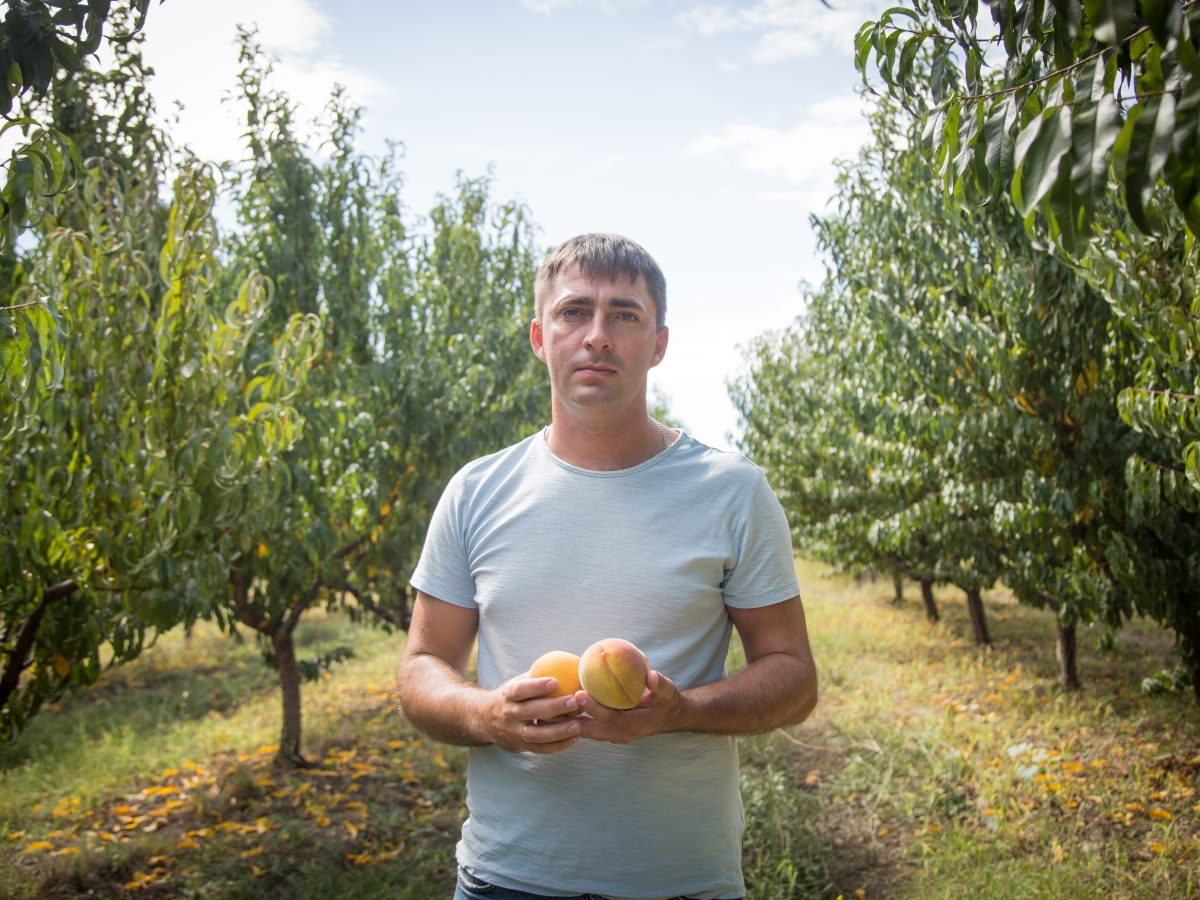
left=578, top=638, right=650, bottom=710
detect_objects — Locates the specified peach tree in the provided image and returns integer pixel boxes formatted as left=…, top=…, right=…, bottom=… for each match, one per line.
left=0, top=159, right=320, bottom=740
left=856, top=0, right=1200, bottom=696
left=215, top=38, right=547, bottom=765
left=736, top=96, right=1164, bottom=689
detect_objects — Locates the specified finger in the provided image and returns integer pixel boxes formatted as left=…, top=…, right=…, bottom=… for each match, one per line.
left=573, top=689, right=626, bottom=720
left=504, top=676, right=559, bottom=702
left=574, top=713, right=635, bottom=745
left=533, top=694, right=581, bottom=720
left=646, top=669, right=676, bottom=698
left=526, top=736, right=579, bottom=755
left=515, top=693, right=580, bottom=724
left=522, top=718, right=580, bottom=750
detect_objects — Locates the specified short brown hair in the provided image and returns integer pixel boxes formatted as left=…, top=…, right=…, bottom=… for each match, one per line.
left=534, top=233, right=667, bottom=331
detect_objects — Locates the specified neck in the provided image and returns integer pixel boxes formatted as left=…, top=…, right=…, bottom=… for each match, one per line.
left=544, top=405, right=674, bottom=471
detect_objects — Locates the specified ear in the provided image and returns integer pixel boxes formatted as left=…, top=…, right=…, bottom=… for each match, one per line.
left=530, top=318, right=547, bottom=364
left=650, top=326, right=669, bottom=368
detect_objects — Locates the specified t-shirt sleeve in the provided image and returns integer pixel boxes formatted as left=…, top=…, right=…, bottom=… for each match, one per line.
left=722, top=467, right=800, bottom=609
left=410, top=470, right=478, bottom=609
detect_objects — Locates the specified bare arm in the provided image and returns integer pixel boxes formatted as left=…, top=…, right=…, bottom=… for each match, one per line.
left=395, top=591, right=582, bottom=753
left=575, top=596, right=818, bottom=743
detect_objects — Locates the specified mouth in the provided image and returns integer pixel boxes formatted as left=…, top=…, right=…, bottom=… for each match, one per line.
left=576, top=363, right=617, bottom=375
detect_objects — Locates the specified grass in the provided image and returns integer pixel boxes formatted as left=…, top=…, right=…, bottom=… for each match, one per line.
left=1, top=561, right=1197, bottom=898
left=747, top=560, right=1199, bottom=899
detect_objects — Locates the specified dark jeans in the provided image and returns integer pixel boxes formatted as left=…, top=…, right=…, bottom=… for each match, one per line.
left=453, top=865, right=743, bottom=900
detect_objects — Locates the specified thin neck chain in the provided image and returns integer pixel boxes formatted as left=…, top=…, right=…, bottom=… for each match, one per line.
left=654, top=419, right=669, bottom=451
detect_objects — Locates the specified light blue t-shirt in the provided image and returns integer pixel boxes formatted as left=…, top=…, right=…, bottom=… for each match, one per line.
left=411, top=430, right=800, bottom=900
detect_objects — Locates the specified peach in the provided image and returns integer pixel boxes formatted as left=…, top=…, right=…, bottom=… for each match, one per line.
left=529, top=650, right=584, bottom=715
left=578, top=638, right=650, bottom=710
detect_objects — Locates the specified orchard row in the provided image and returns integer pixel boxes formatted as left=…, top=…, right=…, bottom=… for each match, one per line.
left=736, top=0, right=1200, bottom=702
left=1, top=28, right=549, bottom=758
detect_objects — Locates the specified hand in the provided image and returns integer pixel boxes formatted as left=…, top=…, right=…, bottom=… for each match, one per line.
left=486, top=674, right=582, bottom=754
left=573, top=670, right=683, bottom=744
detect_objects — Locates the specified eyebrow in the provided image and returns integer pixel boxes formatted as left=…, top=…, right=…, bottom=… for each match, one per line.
left=555, top=295, right=647, bottom=311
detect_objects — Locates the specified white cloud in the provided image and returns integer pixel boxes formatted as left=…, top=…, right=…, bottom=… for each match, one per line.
left=139, top=0, right=384, bottom=164
left=675, top=0, right=886, bottom=63
left=686, top=93, right=870, bottom=211
left=520, top=0, right=647, bottom=15
left=675, top=5, right=745, bottom=37
left=751, top=28, right=823, bottom=63
left=597, top=152, right=629, bottom=172
left=520, top=0, right=585, bottom=14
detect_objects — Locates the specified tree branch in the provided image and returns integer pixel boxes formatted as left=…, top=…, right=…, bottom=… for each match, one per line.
left=339, top=582, right=407, bottom=629
left=228, top=558, right=268, bottom=633
left=1127, top=387, right=1199, bottom=402
left=948, top=7, right=1200, bottom=106
left=0, top=581, right=79, bottom=713
left=1132, top=453, right=1189, bottom=478
left=334, top=533, right=370, bottom=561
left=0, top=296, right=48, bottom=312
left=282, top=577, right=323, bottom=637
left=954, top=42, right=1114, bottom=103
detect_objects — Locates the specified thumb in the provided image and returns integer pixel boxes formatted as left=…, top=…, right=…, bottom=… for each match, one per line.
left=647, top=669, right=675, bottom=697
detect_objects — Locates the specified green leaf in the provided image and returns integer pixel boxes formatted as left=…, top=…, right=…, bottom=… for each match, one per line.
left=1140, top=0, right=1182, bottom=46
left=49, top=38, right=81, bottom=72
left=899, top=35, right=922, bottom=93
left=854, top=22, right=876, bottom=77
left=880, top=5, right=922, bottom=22
left=1186, top=441, right=1200, bottom=493
left=1166, top=73, right=1200, bottom=228
left=1074, top=55, right=1107, bottom=103
left=1049, top=0, right=1082, bottom=38
left=0, top=117, right=39, bottom=140
left=1069, top=96, right=1121, bottom=204
left=1085, top=0, right=1136, bottom=46
left=1120, top=96, right=1176, bottom=233
left=983, top=94, right=1019, bottom=186
left=1048, top=160, right=1081, bottom=254
left=1012, top=105, right=1073, bottom=216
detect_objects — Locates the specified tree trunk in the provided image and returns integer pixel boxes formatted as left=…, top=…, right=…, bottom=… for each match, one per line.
left=273, top=626, right=309, bottom=768
left=965, top=588, right=992, bottom=645
left=1056, top=619, right=1079, bottom=689
left=920, top=578, right=939, bottom=623
left=0, top=581, right=77, bottom=715
left=228, top=560, right=318, bottom=769
left=892, top=572, right=904, bottom=605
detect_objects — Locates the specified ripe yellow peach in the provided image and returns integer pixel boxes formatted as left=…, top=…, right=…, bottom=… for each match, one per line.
left=578, top=638, right=650, bottom=710
left=530, top=650, right=584, bottom=715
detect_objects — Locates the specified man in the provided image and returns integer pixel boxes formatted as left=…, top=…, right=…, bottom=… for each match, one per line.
left=396, top=233, right=817, bottom=900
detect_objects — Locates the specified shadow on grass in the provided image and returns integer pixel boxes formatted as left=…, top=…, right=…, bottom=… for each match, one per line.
left=2, top=674, right=464, bottom=899
left=0, top=613, right=398, bottom=776
left=879, top=584, right=1180, bottom=701
left=0, top=642, right=278, bottom=774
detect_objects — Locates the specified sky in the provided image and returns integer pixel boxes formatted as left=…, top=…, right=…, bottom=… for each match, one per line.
left=136, top=0, right=887, bottom=450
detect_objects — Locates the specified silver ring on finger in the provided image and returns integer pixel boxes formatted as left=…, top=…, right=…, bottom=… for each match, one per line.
left=521, top=723, right=530, bottom=743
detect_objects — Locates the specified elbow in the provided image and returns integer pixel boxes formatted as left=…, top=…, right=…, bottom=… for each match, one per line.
left=394, top=656, right=423, bottom=719
left=791, top=661, right=819, bottom=726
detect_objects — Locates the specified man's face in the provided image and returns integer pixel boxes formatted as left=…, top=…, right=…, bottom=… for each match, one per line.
left=530, top=268, right=669, bottom=416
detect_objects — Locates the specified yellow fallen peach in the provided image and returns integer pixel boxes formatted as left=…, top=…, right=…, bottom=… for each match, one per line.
left=529, top=650, right=584, bottom=716
left=578, top=638, right=650, bottom=710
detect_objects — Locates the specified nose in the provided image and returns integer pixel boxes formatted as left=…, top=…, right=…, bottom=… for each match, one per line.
left=584, top=316, right=612, bottom=351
